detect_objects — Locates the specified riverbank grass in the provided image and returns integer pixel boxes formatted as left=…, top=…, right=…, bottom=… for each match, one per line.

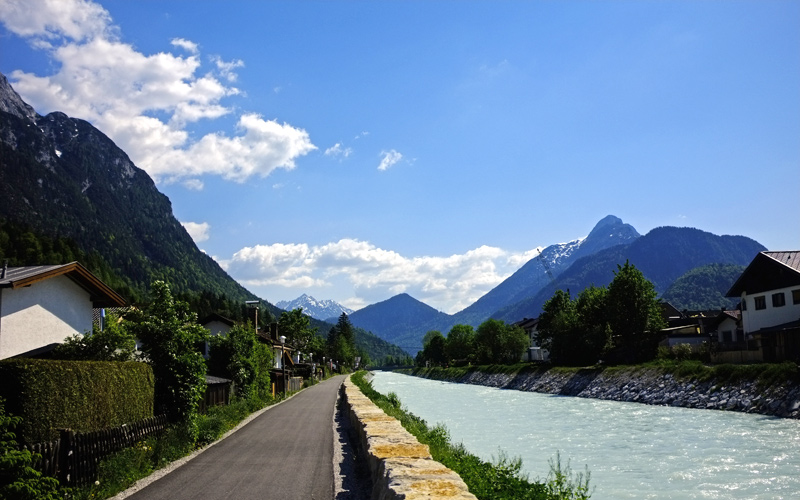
left=352, top=371, right=592, bottom=500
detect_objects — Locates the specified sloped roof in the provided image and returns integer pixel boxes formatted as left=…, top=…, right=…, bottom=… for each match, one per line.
left=726, top=251, right=800, bottom=297
left=0, top=262, right=126, bottom=307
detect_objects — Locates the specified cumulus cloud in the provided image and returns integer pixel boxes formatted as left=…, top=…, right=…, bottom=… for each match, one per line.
left=181, top=221, right=211, bottom=243
left=0, top=0, right=315, bottom=187
left=324, top=142, right=353, bottom=159
left=223, top=238, right=542, bottom=313
left=171, top=37, right=198, bottom=54
left=378, top=149, right=403, bottom=171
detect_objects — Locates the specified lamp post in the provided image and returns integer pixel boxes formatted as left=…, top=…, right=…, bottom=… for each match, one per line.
left=280, top=335, right=287, bottom=397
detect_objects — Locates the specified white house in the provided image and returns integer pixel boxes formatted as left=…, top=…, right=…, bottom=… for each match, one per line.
left=0, top=262, right=127, bottom=359
left=726, top=251, right=800, bottom=362
left=513, top=317, right=549, bottom=362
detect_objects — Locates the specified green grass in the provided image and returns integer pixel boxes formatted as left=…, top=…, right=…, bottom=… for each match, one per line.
left=351, top=371, right=592, bottom=500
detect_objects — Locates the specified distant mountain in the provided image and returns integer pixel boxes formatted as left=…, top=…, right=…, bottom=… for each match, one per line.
left=348, top=293, right=451, bottom=353
left=660, top=263, right=746, bottom=311
left=276, top=294, right=354, bottom=321
left=0, top=73, right=407, bottom=361
left=348, top=216, right=640, bottom=354
left=0, top=72, right=255, bottom=306
left=493, top=227, right=766, bottom=323
left=449, top=215, right=640, bottom=327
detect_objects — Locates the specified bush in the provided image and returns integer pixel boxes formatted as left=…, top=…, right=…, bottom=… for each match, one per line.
left=0, top=359, right=154, bottom=442
left=0, top=399, right=62, bottom=500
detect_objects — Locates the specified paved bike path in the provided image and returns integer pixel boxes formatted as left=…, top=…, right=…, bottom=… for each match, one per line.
left=126, top=375, right=346, bottom=500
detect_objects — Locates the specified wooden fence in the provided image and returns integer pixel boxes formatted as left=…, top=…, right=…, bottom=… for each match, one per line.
left=25, top=414, right=168, bottom=486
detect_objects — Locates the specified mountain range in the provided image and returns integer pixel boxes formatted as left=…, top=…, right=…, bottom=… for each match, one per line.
left=276, top=294, right=354, bottom=322
left=0, top=72, right=407, bottom=362
left=348, top=218, right=765, bottom=354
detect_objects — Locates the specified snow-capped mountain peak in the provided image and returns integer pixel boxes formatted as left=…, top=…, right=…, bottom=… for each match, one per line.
left=275, top=294, right=354, bottom=321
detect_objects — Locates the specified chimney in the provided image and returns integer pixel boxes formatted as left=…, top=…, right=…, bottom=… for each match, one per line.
left=270, top=322, right=279, bottom=342
left=1, top=260, right=7, bottom=279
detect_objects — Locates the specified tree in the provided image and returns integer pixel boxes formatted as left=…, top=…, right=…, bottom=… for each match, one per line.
left=53, top=313, right=137, bottom=361
left=420, top=330, right=447, bottom=366
left=278, top=308, right=318, bottom=359
left=474, top=319, right=529, bottom=365
left=208, top=323, right=272, bottom=400
left=606, top=261, right=665, bottom=363
left=327, top=313, right=356, bottom=369
left=445, top=324, right=475, bottom=363
left=537, top=289, right=578, bottom=364
left=573, top=285, right=611, bottom=365
left=126, top=281, right=208, bottom=436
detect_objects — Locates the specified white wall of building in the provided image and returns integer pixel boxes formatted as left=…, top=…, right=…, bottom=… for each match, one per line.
left=741, top=286, right=800, bottom=333
left=0, top=276, right=92, bottom=359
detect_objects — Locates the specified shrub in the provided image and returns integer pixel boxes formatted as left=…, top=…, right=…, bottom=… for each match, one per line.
left=0, top=359, right=154, bottom=442
left=0, top=398, right=62, bottom=500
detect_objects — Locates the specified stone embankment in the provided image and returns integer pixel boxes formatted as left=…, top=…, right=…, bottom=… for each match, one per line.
left=342, top=376, right=477, bottom=500
left=410, top=367, right=800, bottom=419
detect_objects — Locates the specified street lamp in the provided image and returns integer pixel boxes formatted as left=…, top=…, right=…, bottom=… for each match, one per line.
left=279, top=335, right=287, bottom=397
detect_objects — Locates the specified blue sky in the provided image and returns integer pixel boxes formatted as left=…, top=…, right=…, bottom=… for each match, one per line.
left=1, top=0, right=798, bottom=313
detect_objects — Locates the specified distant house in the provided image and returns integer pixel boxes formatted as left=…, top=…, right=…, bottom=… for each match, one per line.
left=200, top=312, right=235, bottom=358
left=725, top=251, right=800, bottom=363
left=0, top=262, right=126, bottom=359
left=513, top=317, right=548, bottom=362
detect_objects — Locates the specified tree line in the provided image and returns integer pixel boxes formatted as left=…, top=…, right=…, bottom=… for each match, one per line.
left=417, top=261, right=665, bottom=368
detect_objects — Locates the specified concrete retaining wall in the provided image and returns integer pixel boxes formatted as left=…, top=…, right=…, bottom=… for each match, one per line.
left=342, top=376, right=477, bottom=500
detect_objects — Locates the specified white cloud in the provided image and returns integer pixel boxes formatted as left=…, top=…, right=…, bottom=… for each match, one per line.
left=211, top=55, right=244, bottom=82
left=181, top=221, right=211, bottom=243
left=182, top=178, right=204, bottom=190
left=224, top=238, right=541, bottom=314
left=171, top=38, right=198, bottom=54
left=324, top=142, right=353, bottom=159
left=378, top=149, right=403, bottom=171
left=0, top=0, right=315, bottom=186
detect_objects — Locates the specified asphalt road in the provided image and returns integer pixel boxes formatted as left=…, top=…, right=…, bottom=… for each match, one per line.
left=127, top=375, right=346, bottom=500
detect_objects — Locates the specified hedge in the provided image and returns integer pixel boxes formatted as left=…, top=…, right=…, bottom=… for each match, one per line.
left=0, top=359, right=154, bottom=443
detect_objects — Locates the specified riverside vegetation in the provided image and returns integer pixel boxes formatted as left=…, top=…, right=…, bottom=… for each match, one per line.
left=351, top=371, right=593, bottom=500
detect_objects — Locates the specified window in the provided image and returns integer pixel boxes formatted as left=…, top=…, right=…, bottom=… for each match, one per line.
left=754, top=296, right=766, bottom=310
left=793, top=289, right=800, bottom=305
left=772, top=293, right=786, bottom=308
left=722, top=330, right=732, bottom=343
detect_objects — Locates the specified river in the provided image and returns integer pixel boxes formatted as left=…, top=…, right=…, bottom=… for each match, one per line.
left=370, top=371, right=800, bottom=500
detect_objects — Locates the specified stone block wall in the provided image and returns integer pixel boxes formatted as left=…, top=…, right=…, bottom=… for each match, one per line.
left=342, top=376, right=477, bottom=500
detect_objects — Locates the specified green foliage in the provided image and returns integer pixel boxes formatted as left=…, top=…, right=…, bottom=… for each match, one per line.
left=207, top=323, right=273, bottom=400
left=660, top=263, right=745, bottom=311
left=446, top=324, right=476, bottom=363
left=278, top=308, right=318, bottom=358
left=542, top=452, right=593, bottom=500
left=53, top=314, right=137, bottom=362
left=538, top=287, right=610, bottom=366
left=127, top=281, right=208, bottom=438
left=327, top=313, right=357, bottom=369
left=0, top=399, right=62, bottom=500
left=0, top=359, right=154, bottom=442
left=474, top=319, right=530, bottom=365
left=419, top=331, right=447, bottom=366
left=606, top=261, right=665, bottom=364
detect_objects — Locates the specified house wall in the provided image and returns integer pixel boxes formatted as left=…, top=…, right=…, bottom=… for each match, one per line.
left=715, top=317, right=740, bottom=342
left=0, top=276, right=92, bottom=359
left=741, top=285, right=800, bottom=333
left=205, top=320, right=232, bottom=338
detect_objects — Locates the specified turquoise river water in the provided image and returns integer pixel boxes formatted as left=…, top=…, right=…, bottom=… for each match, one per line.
left=370, top=371, right=800, bottom=500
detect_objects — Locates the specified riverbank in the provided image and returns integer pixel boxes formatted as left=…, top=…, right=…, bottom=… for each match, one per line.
left=401, top=363, right=800, bottom=419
